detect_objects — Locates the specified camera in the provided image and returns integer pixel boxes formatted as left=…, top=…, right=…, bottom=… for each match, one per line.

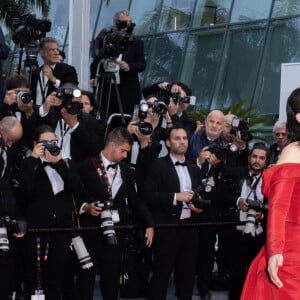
left=94, top=21, right=136, bottom=60
left=70, top=235, right=94, bottom=269
left=15, top=90, right=32, bottom=104
left=0, top=216, right=27, bottom=253
left=132, top=100, right=153, bottom=135
left=230, top=117, right=253, bottom=142
left=42, top=141, right=60, bottom=156
left=247, top=199, right=268, bottom=211
left=206, top=141, right=240, bottom=162
left=187, top=185, right=211, bottom=209
left=243, top=198, right=267, bottom=237
left=56, top=87, right=83, bottom=115
left=149, top=100, right=168, bottom=115
left=171, top=93, right=196, bottom=105
left=12, top=14, right=51, bottom=45
left=97, top=201, right=118, bottom=245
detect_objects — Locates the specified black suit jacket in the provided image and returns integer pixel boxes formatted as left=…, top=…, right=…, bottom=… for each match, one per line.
left=90, top=36, right=146, bottom=114
left=19, top=157, right=88, bottom=228
left=31, top=62, right=78, bottom=103
left=143, top=155, right=203, bottom=225
left=40, top=111, right=105, bottom=162
left=78, top=156, right=154, bottom=229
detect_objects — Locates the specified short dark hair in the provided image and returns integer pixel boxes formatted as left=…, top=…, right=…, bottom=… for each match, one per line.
left=58, top=49, right=66, bottom=60
left=170, top=81, right=192, bottom=96
left=33, top=124, right=55, bottom=141
left=249, top=142, right=269, bottom=158
left=166, top=125, right=187, bottom=140
left=81, top=90, right=97, bottom=114
left=6, top=74, right=30, bottom=90
left=105, top=126, right=133, bottom=146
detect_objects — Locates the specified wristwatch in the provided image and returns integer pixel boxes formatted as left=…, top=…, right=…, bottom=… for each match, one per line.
left=53, top=78, right=61, bottom=88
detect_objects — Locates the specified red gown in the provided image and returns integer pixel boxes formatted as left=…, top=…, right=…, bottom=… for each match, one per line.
left=241, top=163, right=300, bottom=300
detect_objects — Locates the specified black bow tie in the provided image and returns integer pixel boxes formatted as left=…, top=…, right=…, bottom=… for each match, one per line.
left=107, top=163, right=118, bottom=170
left=175, top=161, right=187, bottom=167
left=42, top=161, right=52, bottom=167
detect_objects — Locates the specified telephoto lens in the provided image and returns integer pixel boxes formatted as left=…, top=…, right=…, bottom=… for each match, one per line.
left=101, top=210, right=118, bottom=246
left=0, top=226, right=9, bottom=253
left=70, top=235, right=94, bottom=269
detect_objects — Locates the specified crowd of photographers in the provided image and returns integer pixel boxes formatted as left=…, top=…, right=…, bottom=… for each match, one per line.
left=0, top=8, right=289, bottom=300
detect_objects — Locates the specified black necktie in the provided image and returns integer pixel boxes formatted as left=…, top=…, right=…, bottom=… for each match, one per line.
left=107, top=163, right=118, bottom=170
left=175, top=161, right=187, bottom=167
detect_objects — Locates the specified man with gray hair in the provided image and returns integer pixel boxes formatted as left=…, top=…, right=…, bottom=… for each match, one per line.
left=269, top=120, right=287, bottom=164
left=30, top=36, right=78, bottom=105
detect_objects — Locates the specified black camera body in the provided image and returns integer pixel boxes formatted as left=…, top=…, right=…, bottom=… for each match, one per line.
left=132, top=100, right=153, bottom=135
left=15, top=90, right=32, bottom=104
left=56, top=87, right=83, bottom=115
left=12, top=14, right=51, bottom=44
left=171, top=93, right=196, bottom=105
left=187, top=185, right=212, bottom=209
left=0, top=216, right=27, bottom=253
left=230, top=117, right=253, bottom=142
left=42, top=141, right=60, bottom=156
left=96, top=201, right=118, bottom=245
left=95, top=21, right=136, bottom=59
left=247, top=199, right=268, bottom=211
left=151, top=100, right=168, bottom=115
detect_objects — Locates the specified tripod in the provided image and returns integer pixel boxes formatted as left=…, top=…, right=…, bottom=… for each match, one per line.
left=17, top=43, right=40, bottom=85
left=94, top=59, right=127, bottom=125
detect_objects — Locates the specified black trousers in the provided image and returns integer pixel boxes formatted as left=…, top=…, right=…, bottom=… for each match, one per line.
left=228, top=230, right=266, bottom=300
left=23, top=232, right=71, bottom=300
left=150, top=223, right=198, bottom=300
left=75, top=231, right=124, bottom=300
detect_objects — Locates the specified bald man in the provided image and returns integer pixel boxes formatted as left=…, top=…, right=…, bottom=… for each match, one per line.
left=187, top=109, right=225, bottom=164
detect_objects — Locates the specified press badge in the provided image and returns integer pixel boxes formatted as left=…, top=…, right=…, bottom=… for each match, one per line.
left=112, top=210, right=120, bottom=223
left=31, top=290, right=45, bottom=300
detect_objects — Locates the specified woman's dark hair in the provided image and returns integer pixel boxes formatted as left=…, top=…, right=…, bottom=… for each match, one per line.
left=6, top=74, right=30, bottom=90
left=33, top=124, right=55, bottom=141
left=81, top=90, right=97, bottom=115
left=286, top=87, right=300, bottom=142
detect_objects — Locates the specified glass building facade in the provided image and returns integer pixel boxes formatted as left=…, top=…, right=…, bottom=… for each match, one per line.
left=3, top=0, right=300, bottom=138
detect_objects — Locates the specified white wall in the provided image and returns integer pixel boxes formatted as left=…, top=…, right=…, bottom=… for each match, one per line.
left=279, top=63, right=300, bottom=121
left=68, top=0, right=90, bottom=90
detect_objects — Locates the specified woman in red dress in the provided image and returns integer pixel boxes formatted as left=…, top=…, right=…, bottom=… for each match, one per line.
left=241, top=88, right=300, bottom=299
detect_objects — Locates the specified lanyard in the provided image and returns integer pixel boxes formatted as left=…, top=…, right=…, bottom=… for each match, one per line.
left=90, top=155, right=118, bottom=201
left=58, top=120, right=70, bottom=150
left=36, top=236, right=49, bottom=290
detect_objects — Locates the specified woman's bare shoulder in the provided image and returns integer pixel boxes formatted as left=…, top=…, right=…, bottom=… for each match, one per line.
left=277, top=142, right=300, bottom=164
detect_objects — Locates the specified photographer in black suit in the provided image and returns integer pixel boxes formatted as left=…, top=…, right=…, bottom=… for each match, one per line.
left=0, top=116, right=24, bottom=299
left=76, top=126, right=154, bottom=300
left=143, top=125, right=203, bottom=300
left=90, top=10, right=146, bottom=116
left=30, top=37, right=78, bottom=105
left=39, top=83, right=105, bottom=162
left=19, top=124, right=88, bottom=299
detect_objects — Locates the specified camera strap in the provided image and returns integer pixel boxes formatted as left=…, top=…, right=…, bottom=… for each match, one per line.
left=35, top=236, right=49, bottom=292
left=90, top=156, right=114, bottom=202
left=246, top=173, right=262, bottom=201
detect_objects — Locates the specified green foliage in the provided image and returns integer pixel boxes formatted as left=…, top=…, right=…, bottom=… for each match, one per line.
left=0, top=0, right=50, bottom=30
